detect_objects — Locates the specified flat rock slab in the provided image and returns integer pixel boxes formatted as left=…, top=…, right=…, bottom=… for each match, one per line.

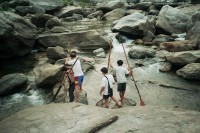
left=0, top=103, right=200, bottom=133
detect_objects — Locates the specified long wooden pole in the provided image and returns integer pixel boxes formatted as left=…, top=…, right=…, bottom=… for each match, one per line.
left=121, top=43, right=145, bottom=106
left=107, top=42, right=112, bottom=70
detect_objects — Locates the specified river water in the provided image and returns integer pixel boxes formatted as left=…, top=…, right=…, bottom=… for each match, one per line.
left=0, top=19, right=200, bottom=121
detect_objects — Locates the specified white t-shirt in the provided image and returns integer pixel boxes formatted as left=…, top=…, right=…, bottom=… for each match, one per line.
left=67, top=58, right=84, bottom=77
left=101, top=74, right=115, bottom=95
left=113, top=66, right=129, bottom=83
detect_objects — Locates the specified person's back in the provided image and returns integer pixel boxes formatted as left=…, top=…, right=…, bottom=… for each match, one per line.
left=101, top=74, right=115, bottom=95
left=110, top=60, right=131, bottom=103
left=68, top=58, right=84, bottom=77
left=114, top=66, right=128, bottom=83
left=100, top=67, right=121, bottom=108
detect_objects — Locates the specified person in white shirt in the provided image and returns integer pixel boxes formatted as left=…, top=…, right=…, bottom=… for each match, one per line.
left=100, top=67, right=121, bottom=108
left=110, top=60, right=131, bottom=103
left=65, top=51, right=84, bottom=102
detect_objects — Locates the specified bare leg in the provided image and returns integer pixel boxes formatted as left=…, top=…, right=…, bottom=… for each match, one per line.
left=74, top=85, right=80, bottom=102
left=111, top=96, right=120, bottom=107
left=104, top=99, right=109, bottom=108
left=119, top=92, right=123, bottom=102
left=121, top=91, right=125, bottom=102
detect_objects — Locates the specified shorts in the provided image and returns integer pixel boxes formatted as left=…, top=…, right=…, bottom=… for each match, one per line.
left=117, top=83, right=126, bottom=92
left=103, top=89, right=113, bottom=99
left=74, top=75, right=84, bottom=86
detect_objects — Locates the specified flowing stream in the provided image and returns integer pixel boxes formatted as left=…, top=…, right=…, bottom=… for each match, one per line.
left=0, top=20, right=200, bottom=121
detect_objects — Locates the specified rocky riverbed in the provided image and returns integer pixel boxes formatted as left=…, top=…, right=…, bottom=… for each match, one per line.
left=0, top=0, right=200, bottom=132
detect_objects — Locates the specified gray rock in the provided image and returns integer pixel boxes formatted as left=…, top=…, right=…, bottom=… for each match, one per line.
left=166, top=50, right=200, bottom=66
left=15, top=6, right=45, bottom=16
left=128, top=46, right=156, bottom=59
left=176, top=63, right=200, bottom=80
left=28, top=0, right=64, bottom=11
left=112, top=12, right=147, bottom=38
left=54, top=6, right=82, bottom=18
left=0, top=103, right=200, bottom=133
left=46, top=46, right=66, bottom=60
left=0, top=11, right=36, bottom=59
left=31, top=14, right=54, bottom=28
left=45, top=17, right=62, bottom=29
left=37, top=30, right=111, bottom=50
left=33, top=64, right=63, bottom=87
left=0, top=73, right=28, bottom=96
left=156, top=5, right=189, bottom=34
left=102, top=8, right=125, bottom=20
left=96, top=0, right=128, bottom=12
left=160, top=40, right=197, bottom=52
left=186, top=12, right=200, bottom=47
left=159, top=62, right=172, bottom=72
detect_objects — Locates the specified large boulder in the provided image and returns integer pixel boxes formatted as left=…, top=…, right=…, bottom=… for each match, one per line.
left=33, top=64, right=63, bottom=87
left=96, top=0, right=128, bottom=12
left=186, top=12, right=200, bottom=47
left=156, top=5, right=189, bottom=34
left=128, top=46, right=156, bottom=59
left=0, top=103, right=200, bottom=133
left=160, top=40, right=197, bottom=52
left=37, top=30, right=111, bottom=50
left=0, top=11, right=36, bottom=59
left=176, top=63, right=200, bottom=80
left=102, top=8, right=126, bottom=21
left=30, top=14, right=54, bottom=28
left=46, top=46, right=66, bottom=60
left=54, top=6, right=83, bottom=18
left=28, top=0, right=64, bottom=11
left=112, top=12, right=147, bottom=38
left=15, top=6, right=45, bottom=16
left=0, top=73, right=28, bottom=96
left=166, top=50, right=200, bottom=66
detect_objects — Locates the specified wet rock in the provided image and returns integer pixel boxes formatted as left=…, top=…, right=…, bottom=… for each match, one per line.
left=159, top=62, right=172, bottom=72
left=48, top=26, right=69, bottom=33
left=0, top=73, right=28, bottom=96
left=176, top=63, right=200, bottom=80
left=153, top=34, right=175, bottom=46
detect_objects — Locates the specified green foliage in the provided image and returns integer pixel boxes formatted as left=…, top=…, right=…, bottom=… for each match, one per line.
left=62, top=0, right=73, bottom=6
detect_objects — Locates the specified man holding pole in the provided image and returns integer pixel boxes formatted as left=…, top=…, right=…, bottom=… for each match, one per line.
left=65, top=51, right=84, bottom=102
left=110, top=60, right=131, bottom=103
